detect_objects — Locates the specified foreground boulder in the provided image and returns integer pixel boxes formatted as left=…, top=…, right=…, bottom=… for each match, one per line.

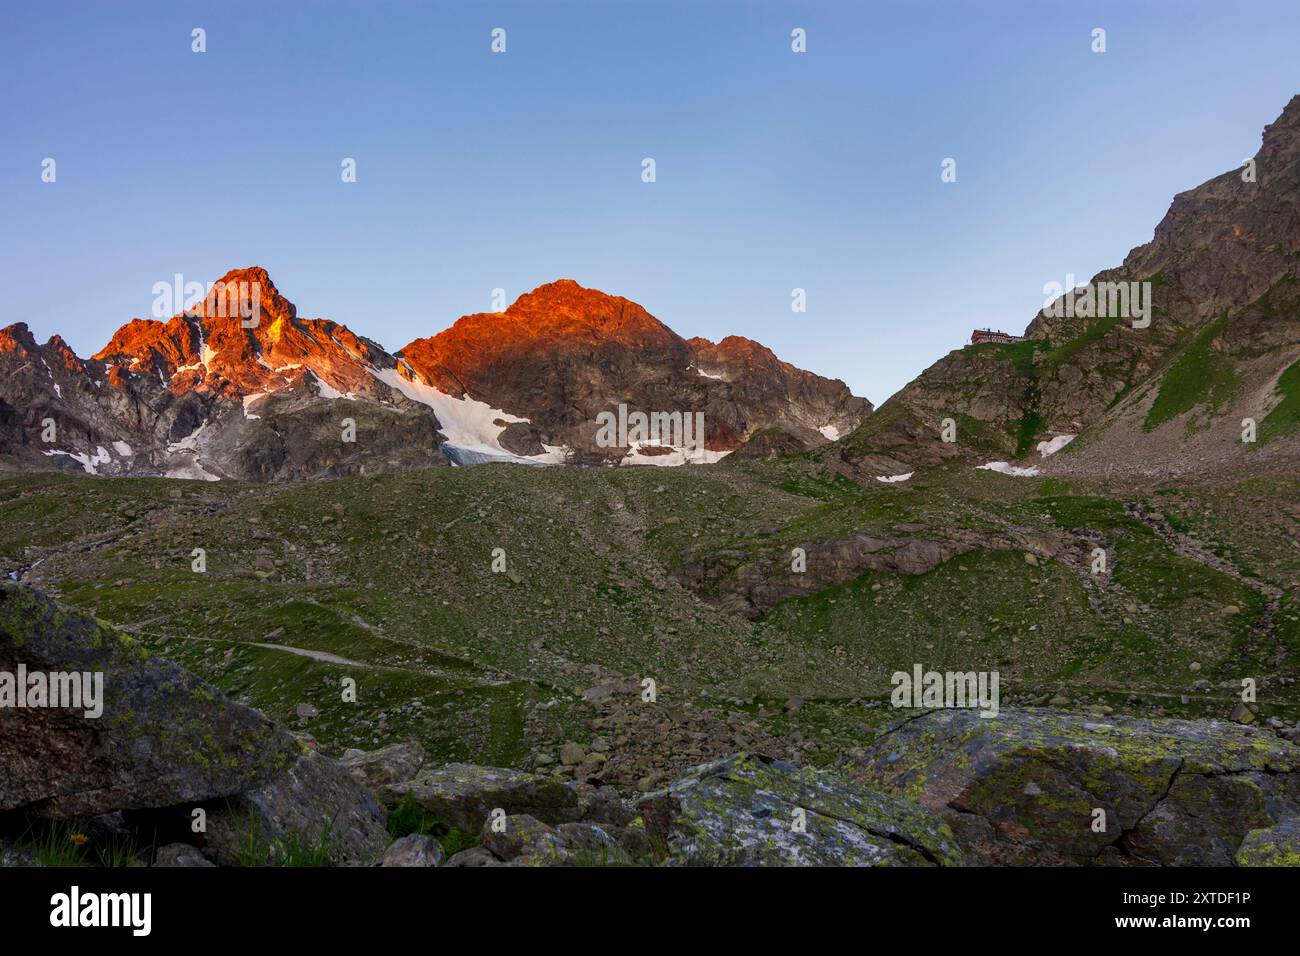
left=378, top=763, right=581, bottom=831
left=636, top=753, right=964, bottom=866
left=0, top=583, right=297, bottom=817
left=201, top=748, right=391, bottom=866
left=1234, top=818, right=1300, bottom=866
left=342, top=740, right=427, bottom=791
left=1, top=584, right=388, bottom=866
left=380, top=834, right=444, bottom=867
left=154, top=843, right=216, bottom=868
left=475, top=814, right=648, bottom=866
left=845, top=707, right=1300, bottom=866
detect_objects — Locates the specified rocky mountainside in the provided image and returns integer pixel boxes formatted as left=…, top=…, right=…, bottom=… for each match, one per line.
left=397, top=279, right=870, bottom=463
left=0, top=272, right=868, bottom=480
left=0, top=268, right=445, bottom=482
left=839, top=95, right=1300, bottom=480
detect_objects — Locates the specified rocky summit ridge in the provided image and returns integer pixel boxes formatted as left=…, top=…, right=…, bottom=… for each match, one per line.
left=0, top=273, right=868, bottom=481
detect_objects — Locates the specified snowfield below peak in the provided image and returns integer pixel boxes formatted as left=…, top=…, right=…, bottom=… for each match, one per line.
left=370, top=366, right=568, bottom=466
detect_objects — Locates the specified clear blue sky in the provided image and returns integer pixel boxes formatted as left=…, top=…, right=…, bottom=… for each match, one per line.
left=2, top=1, right=1297, bottom=404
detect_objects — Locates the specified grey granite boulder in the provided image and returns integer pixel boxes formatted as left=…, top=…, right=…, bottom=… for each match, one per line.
left=201, top=748, right=391, bottom=866
left=342, top=740, right=426, bottom=793
left=379, top=833, right=444, bottom=867
left=636, top=752, right=964, bottom=866
left=845, top=707, right=1300, bottom=866
left=378, top=763, right=581, bottom=831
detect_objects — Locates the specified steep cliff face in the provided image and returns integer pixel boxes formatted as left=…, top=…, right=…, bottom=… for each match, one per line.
left=0, top=273, right=869, bottom=479
left=842, top=95, right=1300, bottom=478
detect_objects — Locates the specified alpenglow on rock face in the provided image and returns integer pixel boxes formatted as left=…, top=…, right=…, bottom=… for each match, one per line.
left=398, top=280, right=870, bottom=463
left=0, top=272, right=869, bottom=480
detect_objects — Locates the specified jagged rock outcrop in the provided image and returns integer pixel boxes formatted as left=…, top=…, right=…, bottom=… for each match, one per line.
left=674, top=524, right=1076, bottom=618
left=0, top=268, right=446, bottom=481
left=844, top=707, right=1300, bottom=866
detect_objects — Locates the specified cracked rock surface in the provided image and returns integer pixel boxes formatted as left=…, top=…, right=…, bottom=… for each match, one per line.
left=844, top=707, right=1300, bottom=865
left=636, top=752, right=965, bottom=866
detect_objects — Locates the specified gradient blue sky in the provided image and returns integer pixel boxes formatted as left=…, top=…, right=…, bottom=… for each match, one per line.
left=3, top=1, right=1297, bottom=404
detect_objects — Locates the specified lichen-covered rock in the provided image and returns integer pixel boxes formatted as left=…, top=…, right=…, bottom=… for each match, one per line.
left=444, top=846, right=507, bottom=867
left=154, top=843, right=215, bottom=867
left=201, top=748, right=390, bottom=866
left=479, top=814, right=572, bottom=865
left=379, top=763, right=580, bottom=831
left=845, top=707, right=1300, bottom=866
left=1234, top=818, right=1300, bottom=867
left=553, top=822, right=640, bottom=864
left=478, top=814, right=638, bottom=866
left=0, top=583, right=297, bottom=817
left=341, top=740, right=426, bottom=793
left=636, top=753, right=964, bottom=866
left=379, top=834, right=444, bottom=867
left=574, top=787, right=637, bottom=827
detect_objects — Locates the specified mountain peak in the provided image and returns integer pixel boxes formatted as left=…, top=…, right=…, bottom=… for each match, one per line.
left=190, top=266, right=297, bottom=327
left=506, top=279, right=649, bottom=326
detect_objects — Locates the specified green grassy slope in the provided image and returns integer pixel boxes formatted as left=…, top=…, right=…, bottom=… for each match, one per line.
left=2, top=459, right=1296, bottom=778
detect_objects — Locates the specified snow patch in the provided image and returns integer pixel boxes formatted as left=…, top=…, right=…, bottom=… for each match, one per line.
left=370, top=366, right=567, bottom=465
left=112, top=440, right=133, bottom=457
left=690, top=365, right=725, bottom=380
left=875, top=472, right=913, bottom=483
left=819, top=424, right=840, bottom=441
left=311, top=372, right=355, bottom=401
left=1036, top=434, right=1076, bottom=457
left=978, top=461, right=1041, bottom=478
left=620, top=439, right=731, bottom=467
left=52, top=383, right=62, bottom=398
left=242, top=394, right=266, bottom=420
left=167, top=422, right=207, bottom=454
left=164, top=421, right=220, bottom=481
left=43, top=446, right=112, bottom=475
